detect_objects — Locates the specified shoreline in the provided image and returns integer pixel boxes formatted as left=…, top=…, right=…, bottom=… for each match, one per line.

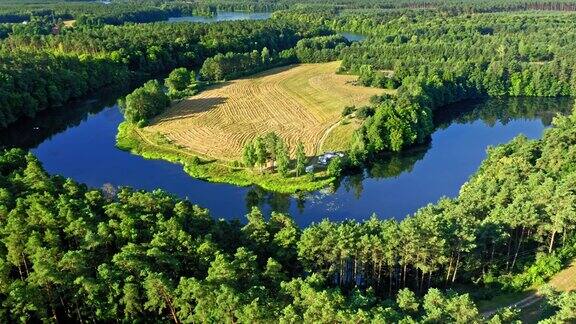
left=115, top=122, right=336, bottom=194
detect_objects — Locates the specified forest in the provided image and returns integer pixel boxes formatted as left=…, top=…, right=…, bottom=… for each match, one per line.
left=0, top=18, right=333, bottom=128
left=1, top=0, right=576, bottom=322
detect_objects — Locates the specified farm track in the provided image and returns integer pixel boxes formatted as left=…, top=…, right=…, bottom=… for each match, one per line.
left=481, top=260, right=576, bottom=319
left=317, top=120, right=344, bottom=154
left=146, top=62, right=382, bottom=161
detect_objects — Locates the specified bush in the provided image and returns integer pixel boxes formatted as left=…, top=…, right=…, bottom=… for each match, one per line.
left=342, top=105, right=356, bottom=117
left=497, top=253, right=563, bottom=291
left=327, top=157, right=343, bottom=177
left=165, top=67, right=193, bottom=92
left=356, top=106, right=375, bottom=119
left=165, top=67, right=199, bottom=100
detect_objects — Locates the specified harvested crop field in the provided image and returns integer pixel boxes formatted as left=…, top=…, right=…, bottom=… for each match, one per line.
left=145, top=61, right=382, bottom=161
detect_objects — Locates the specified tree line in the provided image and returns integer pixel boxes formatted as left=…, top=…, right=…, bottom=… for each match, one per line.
left=0, top=49, right=127, bottom=128
left=198, top=33, right=348, bottom=81
left=0, top=18, right=329, bottom=128
left=0, top=0, right=281, bottom=25
left=3, top=0, right=576, bottom=27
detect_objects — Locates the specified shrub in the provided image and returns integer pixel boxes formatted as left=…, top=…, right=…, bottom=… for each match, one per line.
left=356, top=106, right=375, bottom=119
left=327, top=157, right=343, bottom=177
left=342, top=105, right=356, bottom=117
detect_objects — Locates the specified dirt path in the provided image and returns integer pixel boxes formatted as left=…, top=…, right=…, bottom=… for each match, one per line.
left=316, top=120, right=342, bottom=154
left=482, top=294, right=544, bottom=318
left=481, top=260, right=576, bottom=319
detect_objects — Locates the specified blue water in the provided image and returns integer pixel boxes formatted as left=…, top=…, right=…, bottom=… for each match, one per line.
left=2, top=94, right=569, bottom=226
left=166, top=12, right=367, bottom=44
left=168, top=12, right=272, bottom=23
left=340, top=32, right=367, bottom=42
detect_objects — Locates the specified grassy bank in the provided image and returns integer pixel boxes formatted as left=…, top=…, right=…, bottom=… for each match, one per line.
left=116, top=122, right=335, bottom=193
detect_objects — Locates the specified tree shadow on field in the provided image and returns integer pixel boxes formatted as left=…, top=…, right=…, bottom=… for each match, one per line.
left=243, top=64, right=297, bottom=80
left=202, top=81, right=233, bottom=92
left=155, top=96, right=227, bottom=123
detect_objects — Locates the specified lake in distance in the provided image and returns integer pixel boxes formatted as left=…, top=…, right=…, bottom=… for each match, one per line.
left=166, top=11, right=366, bottom=42
left=167, top=11, right=272, bottom=23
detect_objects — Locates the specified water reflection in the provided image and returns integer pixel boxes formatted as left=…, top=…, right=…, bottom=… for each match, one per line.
left=0, top=86, right=127, bottom=150
left=0, top=92, right=571, bottom=227
left=340, top=32, right=367, bottom=42
left=167, top=12, right=272, bottom=24
left=434, top=97, right=572, bottom=128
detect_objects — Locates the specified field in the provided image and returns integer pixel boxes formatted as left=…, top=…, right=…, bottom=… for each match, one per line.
left=116, top=122, right=336, bottom=193
left=320, top=118, right=363, bottom=152
left=144, top=61, right=383, bottom=161
left=63, top=20, right=76, bottom=27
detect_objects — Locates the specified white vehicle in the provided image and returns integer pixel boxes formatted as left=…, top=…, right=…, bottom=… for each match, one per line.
left=317, top=151, right=345, bottom=166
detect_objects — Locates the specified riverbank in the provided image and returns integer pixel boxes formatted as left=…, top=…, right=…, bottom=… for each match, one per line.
left=116, top=122, right=336, bottom=193
left=2, top=96, right=565, bottom=226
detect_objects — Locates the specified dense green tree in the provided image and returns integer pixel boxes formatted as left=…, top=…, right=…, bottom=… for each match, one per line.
left=242, top=133, right=291, bottom=175
left=327, top=156, right=343, bottom=177
left=295, top=141, right=307, bottom=177
left=0, top=101, right=576, bottom=322
left=253, top=137, right=267, bottom=171
left=122, top=80, right=169, bottom=125
left=165, top=67, right=193, bottom=92
left=242, top=141, right=256, bottom=168
left=539, top=288, right=576, bottom=323
left=396, top=288, right=419, bottom=314
left=276, top=139, right=290, bottom=177
left=1, top=2, right=576, bottom=322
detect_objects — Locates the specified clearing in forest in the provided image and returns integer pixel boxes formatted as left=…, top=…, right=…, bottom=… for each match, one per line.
left=145, top=61, right=383, bottom=161
left=63, top=20, right=76, bottom=27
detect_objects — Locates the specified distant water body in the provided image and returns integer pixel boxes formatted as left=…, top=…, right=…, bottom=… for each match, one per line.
left=167, top=12, right=272, bottom=23
left=166, top=12, right=367, bottom=42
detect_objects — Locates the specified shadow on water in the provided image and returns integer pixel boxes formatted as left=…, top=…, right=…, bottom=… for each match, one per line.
left=0, top=85, right=129, bottom=150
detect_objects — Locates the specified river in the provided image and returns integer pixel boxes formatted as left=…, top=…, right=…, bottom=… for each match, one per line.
left=0, top=85, right=570, bottom=226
